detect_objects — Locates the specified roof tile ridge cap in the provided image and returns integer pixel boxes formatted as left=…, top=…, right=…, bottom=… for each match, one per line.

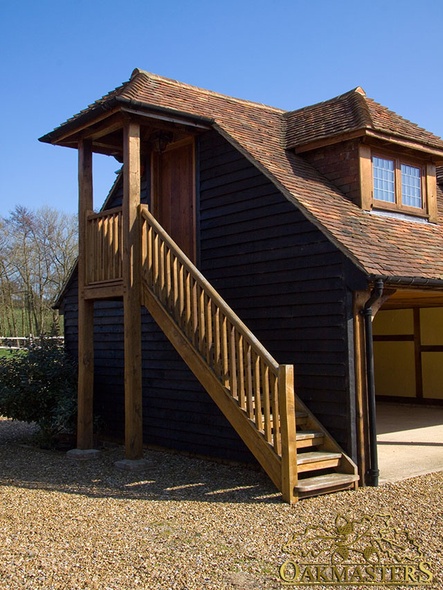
left=352, top=87, right=374, bottom=130
left=283, top=86, right=367, bottom=118
left=130, top=68, right=285, bottom=113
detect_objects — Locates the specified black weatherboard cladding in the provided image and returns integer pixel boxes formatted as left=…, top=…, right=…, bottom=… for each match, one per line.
left=62, top=130, right=360, bottom=460
left=198, top=131, right=358, bottom=453
left=91, top=155, right=254, bottom=461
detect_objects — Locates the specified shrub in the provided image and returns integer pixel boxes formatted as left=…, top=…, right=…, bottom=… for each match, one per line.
left=0, top=339, right=77, bottom=445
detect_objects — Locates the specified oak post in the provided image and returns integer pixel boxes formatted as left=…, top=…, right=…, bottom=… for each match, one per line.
left=279, top=364, right=298, bottom=503
left=123, top=121, right=143, bottom=460
left=359, top=144, right=372, bottom=211
left=77, top=139, right=94, bottom=449
left=426, top=163, right=438, bottom=223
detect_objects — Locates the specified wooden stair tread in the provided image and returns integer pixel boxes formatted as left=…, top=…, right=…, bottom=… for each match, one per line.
left=297, top=451, right=342, bottom=465
left=296, top=472, right=359, bottom=492
left=296, top=430, right=324, bottom=440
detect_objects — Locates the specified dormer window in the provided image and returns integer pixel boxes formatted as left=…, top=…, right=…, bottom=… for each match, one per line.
left=373, top=154, right=424, bottom=213
left=359, top=144, right=438, bottom=222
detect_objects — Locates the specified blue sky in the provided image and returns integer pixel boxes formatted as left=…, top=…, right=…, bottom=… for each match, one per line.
left=1, top=0, right=442, bottom=217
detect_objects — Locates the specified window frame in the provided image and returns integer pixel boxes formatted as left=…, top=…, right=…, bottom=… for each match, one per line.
left=371, top=151, right=427, bottom=216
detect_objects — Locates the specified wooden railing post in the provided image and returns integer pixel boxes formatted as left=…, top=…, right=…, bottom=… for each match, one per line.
left=77, top=139, right=94, bottom=449
left=279, top=364, right=298, bottom=503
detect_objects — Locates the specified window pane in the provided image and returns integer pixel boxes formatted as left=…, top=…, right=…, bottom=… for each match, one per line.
left=401, top=164, right=422, bottom=208
left=373, top=157, right=395, bottom=202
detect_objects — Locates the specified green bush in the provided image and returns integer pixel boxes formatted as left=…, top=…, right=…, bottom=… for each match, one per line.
left=0, top=340, right=77, bottom=445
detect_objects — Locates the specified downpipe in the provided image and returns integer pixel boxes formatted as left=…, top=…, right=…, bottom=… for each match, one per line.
left=361, top=278, right=384, bottom=487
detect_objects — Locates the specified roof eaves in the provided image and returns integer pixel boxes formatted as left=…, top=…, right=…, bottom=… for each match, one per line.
left=52, top=260, right=77, bottom=310
left=39, top=96, right=121, bottom=145
left=293, top=128, right=368, bottom=153
left=115, top=95, right=215, bottom=127
left=370, top=274, right=443, bottom=290
left=291, top=124, right=443, bottom=159
left=364, top=127, right=443, bottom=156
left=39, top=95, right=216, bottom=147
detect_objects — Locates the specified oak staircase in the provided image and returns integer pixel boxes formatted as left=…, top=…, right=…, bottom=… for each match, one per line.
left=86, top=205, right=359, bottom=503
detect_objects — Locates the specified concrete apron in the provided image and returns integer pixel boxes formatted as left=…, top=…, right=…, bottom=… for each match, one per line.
left=376, top=402, right=443, bottom=484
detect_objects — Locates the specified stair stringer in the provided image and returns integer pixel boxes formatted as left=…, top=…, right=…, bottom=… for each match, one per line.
left=295, top=396, right=358, bottom=478
left=142, top=283, right=283, bottom=492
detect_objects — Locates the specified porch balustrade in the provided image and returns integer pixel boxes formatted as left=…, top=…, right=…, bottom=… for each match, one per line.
left=85, top=207, right=123, bottom=285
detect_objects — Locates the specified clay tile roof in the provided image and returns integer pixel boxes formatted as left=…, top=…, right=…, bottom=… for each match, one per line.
left=40, top=69, right=284, bottom=143
left=41, top=70, right=443, bottom=284
left=285, top=87, right=443, bottom=152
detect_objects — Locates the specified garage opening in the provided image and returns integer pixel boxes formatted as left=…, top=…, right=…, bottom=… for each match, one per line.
left=372, top=290, right=443, bottom=482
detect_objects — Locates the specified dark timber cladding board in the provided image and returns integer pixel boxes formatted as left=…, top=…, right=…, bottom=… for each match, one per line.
left=62, top=129, right=361, bottom=460
left=61, top=172, right=253, bottom=461
left=199, top=131, right=356, bottom=452
left=87, top=296, right=253, bottom=460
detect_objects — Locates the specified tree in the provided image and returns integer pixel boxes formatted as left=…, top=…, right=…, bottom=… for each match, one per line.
left=0, top=205, right=77, bottom=336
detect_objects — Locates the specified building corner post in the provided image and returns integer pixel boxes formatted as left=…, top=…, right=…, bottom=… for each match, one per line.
left=77, top=139, right=94, bottom=450
left=122, top=120, right=143, bottom=460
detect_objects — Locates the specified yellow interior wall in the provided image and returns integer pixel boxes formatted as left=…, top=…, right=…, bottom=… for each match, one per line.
left=420, top=308, right=443, bottom=399
left=374, top=341, right=416, bottom=397
left=422, top=352, right=443, bottom=399
left=420, top=308, right=443, bottom=345
left=373, top=309, right=413, bottom=335
left=373, top=306, right=443, bottom=400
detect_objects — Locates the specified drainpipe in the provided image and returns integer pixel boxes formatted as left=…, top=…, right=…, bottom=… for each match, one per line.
left=361, top=278, right=384, bottom=487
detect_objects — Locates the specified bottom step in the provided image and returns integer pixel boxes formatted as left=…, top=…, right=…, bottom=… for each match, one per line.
left=296, top=472, right=359, bottom=498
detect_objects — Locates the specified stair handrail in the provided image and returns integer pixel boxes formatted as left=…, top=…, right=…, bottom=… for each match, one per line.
left=140, top=204, right=298, bottom=499
left=140, top=205, right=279, bottom=371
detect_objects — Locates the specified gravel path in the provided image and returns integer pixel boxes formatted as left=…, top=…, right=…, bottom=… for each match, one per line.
left=0, top=417, right=442, bottom=590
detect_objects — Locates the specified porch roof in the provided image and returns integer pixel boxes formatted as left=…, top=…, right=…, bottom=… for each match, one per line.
left=40, top=69, right=443, bottom=286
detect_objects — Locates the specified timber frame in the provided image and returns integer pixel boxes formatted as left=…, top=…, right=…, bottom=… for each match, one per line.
left=43, top=70, right=443, bottom=501
left=62, top=105, right=360, bottom=502
left=77, top=119, right=145, bottom=458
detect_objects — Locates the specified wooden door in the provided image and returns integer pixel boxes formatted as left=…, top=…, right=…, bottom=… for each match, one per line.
left=152, top=139, right=196, bottom=262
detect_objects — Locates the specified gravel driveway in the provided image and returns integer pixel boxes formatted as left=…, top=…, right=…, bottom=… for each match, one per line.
left=0, top=417, right=442, bottom=590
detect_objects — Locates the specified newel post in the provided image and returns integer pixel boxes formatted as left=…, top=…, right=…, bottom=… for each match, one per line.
left=77, top=139, right=94, bottom=449
left=122, top=121, right=143, bottom=460
left=279, top=364, right=298, bottom=503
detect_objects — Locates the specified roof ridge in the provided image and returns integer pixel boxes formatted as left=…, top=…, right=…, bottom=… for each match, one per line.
left=284, top=86, right=368, bottom=119
left=353, top=87, right=374, bottom=129
left=131, top=68, right=286, bottom=114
